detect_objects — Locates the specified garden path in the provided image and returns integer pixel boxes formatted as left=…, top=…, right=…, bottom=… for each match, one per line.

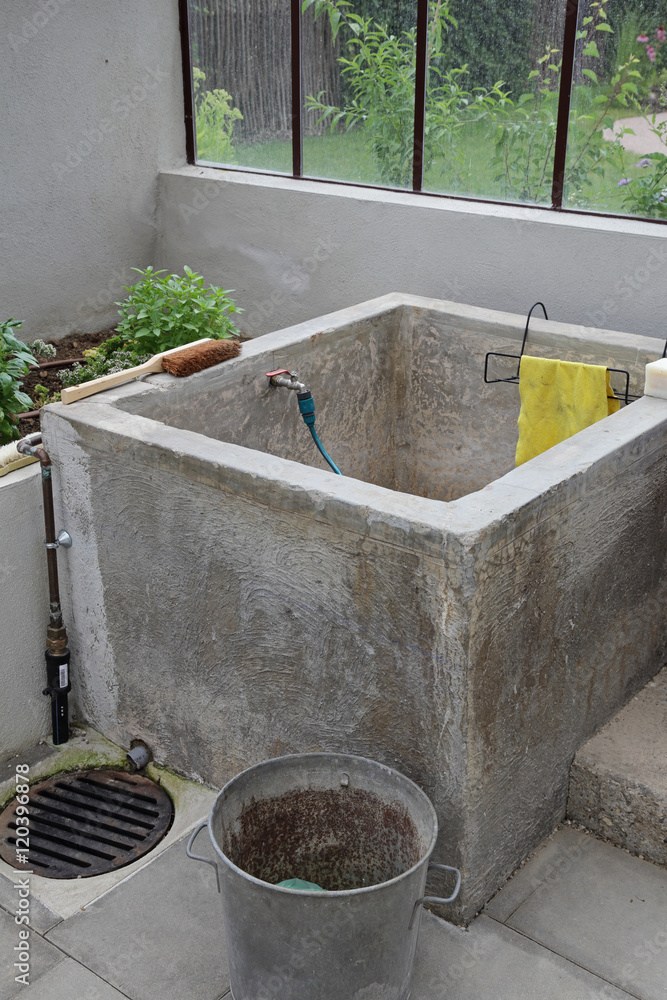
left=603, top=112, right=667, bottom=154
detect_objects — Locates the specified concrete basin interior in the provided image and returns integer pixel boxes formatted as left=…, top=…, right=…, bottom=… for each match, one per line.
left=112, top=295, right=655, bottom=502
left=43, top=294, right=667, bottom=923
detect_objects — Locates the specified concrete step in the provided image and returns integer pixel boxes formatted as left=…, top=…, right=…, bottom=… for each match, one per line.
left=567, top=667, right=667, bottom=866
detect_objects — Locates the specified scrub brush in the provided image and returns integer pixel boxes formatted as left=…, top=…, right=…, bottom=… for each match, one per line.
left=61, top=337, right=241, bottom=404
left=0, top=440, right=39, bottom=478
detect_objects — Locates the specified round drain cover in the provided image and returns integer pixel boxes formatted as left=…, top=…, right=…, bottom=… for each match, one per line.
left=0, top=768, right=173, bottom=878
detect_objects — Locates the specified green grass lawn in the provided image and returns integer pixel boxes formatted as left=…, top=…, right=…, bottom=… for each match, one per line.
left=197, top=111, right=659, bottom=218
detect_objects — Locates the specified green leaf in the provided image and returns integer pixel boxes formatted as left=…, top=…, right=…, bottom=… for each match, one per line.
left=583, top=41, right=600, bottom=58
left=596, top=23, right=613, bottom=32
left=582, top=69, right=598, bottom=83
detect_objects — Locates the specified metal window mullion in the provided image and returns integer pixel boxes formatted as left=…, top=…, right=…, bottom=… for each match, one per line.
left=412, top=0, right=429, bottom=192
left=551, top=0, right=581, bottom=209
left=178, top=0, right=196, bottom=164
left=291, top=0, right=303, bottom=177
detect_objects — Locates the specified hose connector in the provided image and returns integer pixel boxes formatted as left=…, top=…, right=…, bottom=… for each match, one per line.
left=297, top=389, right=316, bottom=427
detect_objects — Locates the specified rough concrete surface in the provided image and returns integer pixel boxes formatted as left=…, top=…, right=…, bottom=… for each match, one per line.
left=42, top=295, right=667, bottom=921
left=0, top=463, right=50, bottom=760
left=568, top=668, right=667, bottom=865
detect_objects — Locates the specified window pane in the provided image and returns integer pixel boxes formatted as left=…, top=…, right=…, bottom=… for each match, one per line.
left=423, top=0, right=566, bottom=206
left=564, top=0, right=667, bottom=219
left=302, top=1, right=418, bottom=188
left=190, top=0, right=292, bottom=173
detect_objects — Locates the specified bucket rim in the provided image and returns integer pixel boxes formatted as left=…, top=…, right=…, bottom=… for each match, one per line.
left=206, top=751, right=439, bottom=897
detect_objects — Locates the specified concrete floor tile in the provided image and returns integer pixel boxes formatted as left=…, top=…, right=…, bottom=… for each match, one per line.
left=0, top=871, right=61, bottom=935
left=46, top=832, right=228, bottom=1000
left=484, top=826, right=599, bottom=922
left=507, top=832, right=667, bottom=1000
left=0, top=908, right=65, bottom=1000
left=15, top=959, right=130, bottom=999
left=412, top=912, right=636, bottom=1000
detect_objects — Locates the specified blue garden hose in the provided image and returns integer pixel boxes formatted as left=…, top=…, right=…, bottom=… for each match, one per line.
left=296, top=391, right=341, bottom=475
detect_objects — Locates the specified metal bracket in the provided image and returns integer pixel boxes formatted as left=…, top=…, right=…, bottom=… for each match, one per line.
left=45, top=530, right=72, bottom=550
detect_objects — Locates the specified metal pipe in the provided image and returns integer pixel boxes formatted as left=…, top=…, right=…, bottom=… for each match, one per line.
left=17, top=433, right=71, bottom=743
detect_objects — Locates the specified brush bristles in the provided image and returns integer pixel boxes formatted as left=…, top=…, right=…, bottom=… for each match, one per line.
left=162, top=338, right=241, bottom=377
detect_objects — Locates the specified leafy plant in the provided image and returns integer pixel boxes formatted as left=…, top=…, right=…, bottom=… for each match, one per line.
left=0, top=320, right=36, bottom=445
left=29, top=339, right=57, bottom=360
left=193, top=67, right=243, bottom=162
left=59, top=348, right=151, bottom=390
left=490, top=0, right=642, bottom=205
left=32, top=384, right=61, bottom=408
left=114, top=266, right=241, bottom=355
left=304, top=0, right=507, bottom=188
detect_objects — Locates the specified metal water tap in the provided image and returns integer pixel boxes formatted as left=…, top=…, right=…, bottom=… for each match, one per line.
left=265, top=369, right=307, bottom=392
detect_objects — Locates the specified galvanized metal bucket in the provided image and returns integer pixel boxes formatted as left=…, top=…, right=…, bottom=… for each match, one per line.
left=187, top=753, right=460, bottom=1000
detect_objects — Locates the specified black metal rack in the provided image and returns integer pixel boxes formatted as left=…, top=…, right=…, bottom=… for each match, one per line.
left=482, top=302, right=659, bottom=407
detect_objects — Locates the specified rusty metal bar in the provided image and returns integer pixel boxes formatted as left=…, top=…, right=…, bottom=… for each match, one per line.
left=178, top=0, right=196, bottom=164
left=551, top=0, right=581, bottom=209
left=412, top=0, right=429, bottom=192
left=291, top=0, right=303, bottom=177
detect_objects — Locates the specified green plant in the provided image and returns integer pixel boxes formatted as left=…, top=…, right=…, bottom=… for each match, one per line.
left=193, top=67, right=243, bottom=162
left=490, top=0, right=642, bottom=205
left=32, top=384, right=61, bottom=408
left=59, top=348, right=151, bottom=390
left=304, top=0, right=507, bottom=188
left=0, top=320, right=37, bottom=445
left=114, top=266, right=241, bottom=355
left=29, top=339, right=57, bottom=360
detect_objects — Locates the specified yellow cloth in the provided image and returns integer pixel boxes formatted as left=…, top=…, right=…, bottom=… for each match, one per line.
left=516, top=356, right=620, bottom=467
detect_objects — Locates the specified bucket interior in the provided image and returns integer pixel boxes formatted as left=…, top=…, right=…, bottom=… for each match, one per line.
left=211, top=754, right=436, bottom=891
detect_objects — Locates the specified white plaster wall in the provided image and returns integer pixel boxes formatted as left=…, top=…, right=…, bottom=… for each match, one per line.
left=0, top=465, right=50, bottom=759
left=157, top=167, right=667, bottom=343
left=0, top=0, right=184, bottom=341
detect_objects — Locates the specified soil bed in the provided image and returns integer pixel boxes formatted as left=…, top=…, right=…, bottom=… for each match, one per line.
left=18, top=329, right=115, bottom=436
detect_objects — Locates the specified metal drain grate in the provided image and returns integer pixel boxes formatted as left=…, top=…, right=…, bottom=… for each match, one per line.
left=0, top=768, right=173, bottom=878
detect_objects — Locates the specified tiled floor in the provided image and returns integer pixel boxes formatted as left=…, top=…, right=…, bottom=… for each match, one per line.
left=1, top=825, right=665, bottom=999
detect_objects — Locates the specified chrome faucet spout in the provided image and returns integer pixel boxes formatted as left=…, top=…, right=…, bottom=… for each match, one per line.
left=265, top=369, right=307, bottom=392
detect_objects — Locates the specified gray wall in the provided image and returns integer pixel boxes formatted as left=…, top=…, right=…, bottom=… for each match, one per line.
left=157, top=167, right=667, bottom=344
left=0, top=0, right=185, bottom=341
left=2, top=2, right=667, bottom=349
left=0, top=465, right=50, bottom=760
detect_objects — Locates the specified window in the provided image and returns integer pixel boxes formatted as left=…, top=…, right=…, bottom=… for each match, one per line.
left=182, top=0, right=667, bottom=223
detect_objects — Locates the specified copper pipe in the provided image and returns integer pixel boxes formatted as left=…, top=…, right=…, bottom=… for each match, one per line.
left=16, top=434, right=67, bottom=653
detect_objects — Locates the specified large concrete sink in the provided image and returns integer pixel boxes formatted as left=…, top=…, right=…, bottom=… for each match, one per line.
left=44, top=294, right=667, bottom=921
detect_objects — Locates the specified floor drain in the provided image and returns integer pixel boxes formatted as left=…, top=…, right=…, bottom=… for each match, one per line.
left=0, top=768, right=173, bottom=878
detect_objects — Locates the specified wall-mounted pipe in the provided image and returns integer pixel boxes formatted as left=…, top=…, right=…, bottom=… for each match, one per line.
left=17, top=433, right=71, bottom=744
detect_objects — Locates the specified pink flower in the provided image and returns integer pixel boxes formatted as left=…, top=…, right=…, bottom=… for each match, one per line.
left=618, top=178, right=631, bottom=186
left=637, top=34, right=649, bottom=43
left=647, top=46, right=657, bottom=61
left=658, top=27, right=667, bottom=43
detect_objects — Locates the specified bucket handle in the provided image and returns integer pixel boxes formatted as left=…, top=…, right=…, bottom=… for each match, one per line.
left=409, top=862, right=461, bottom=929
left=186, top=821, right=221, bottom=893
